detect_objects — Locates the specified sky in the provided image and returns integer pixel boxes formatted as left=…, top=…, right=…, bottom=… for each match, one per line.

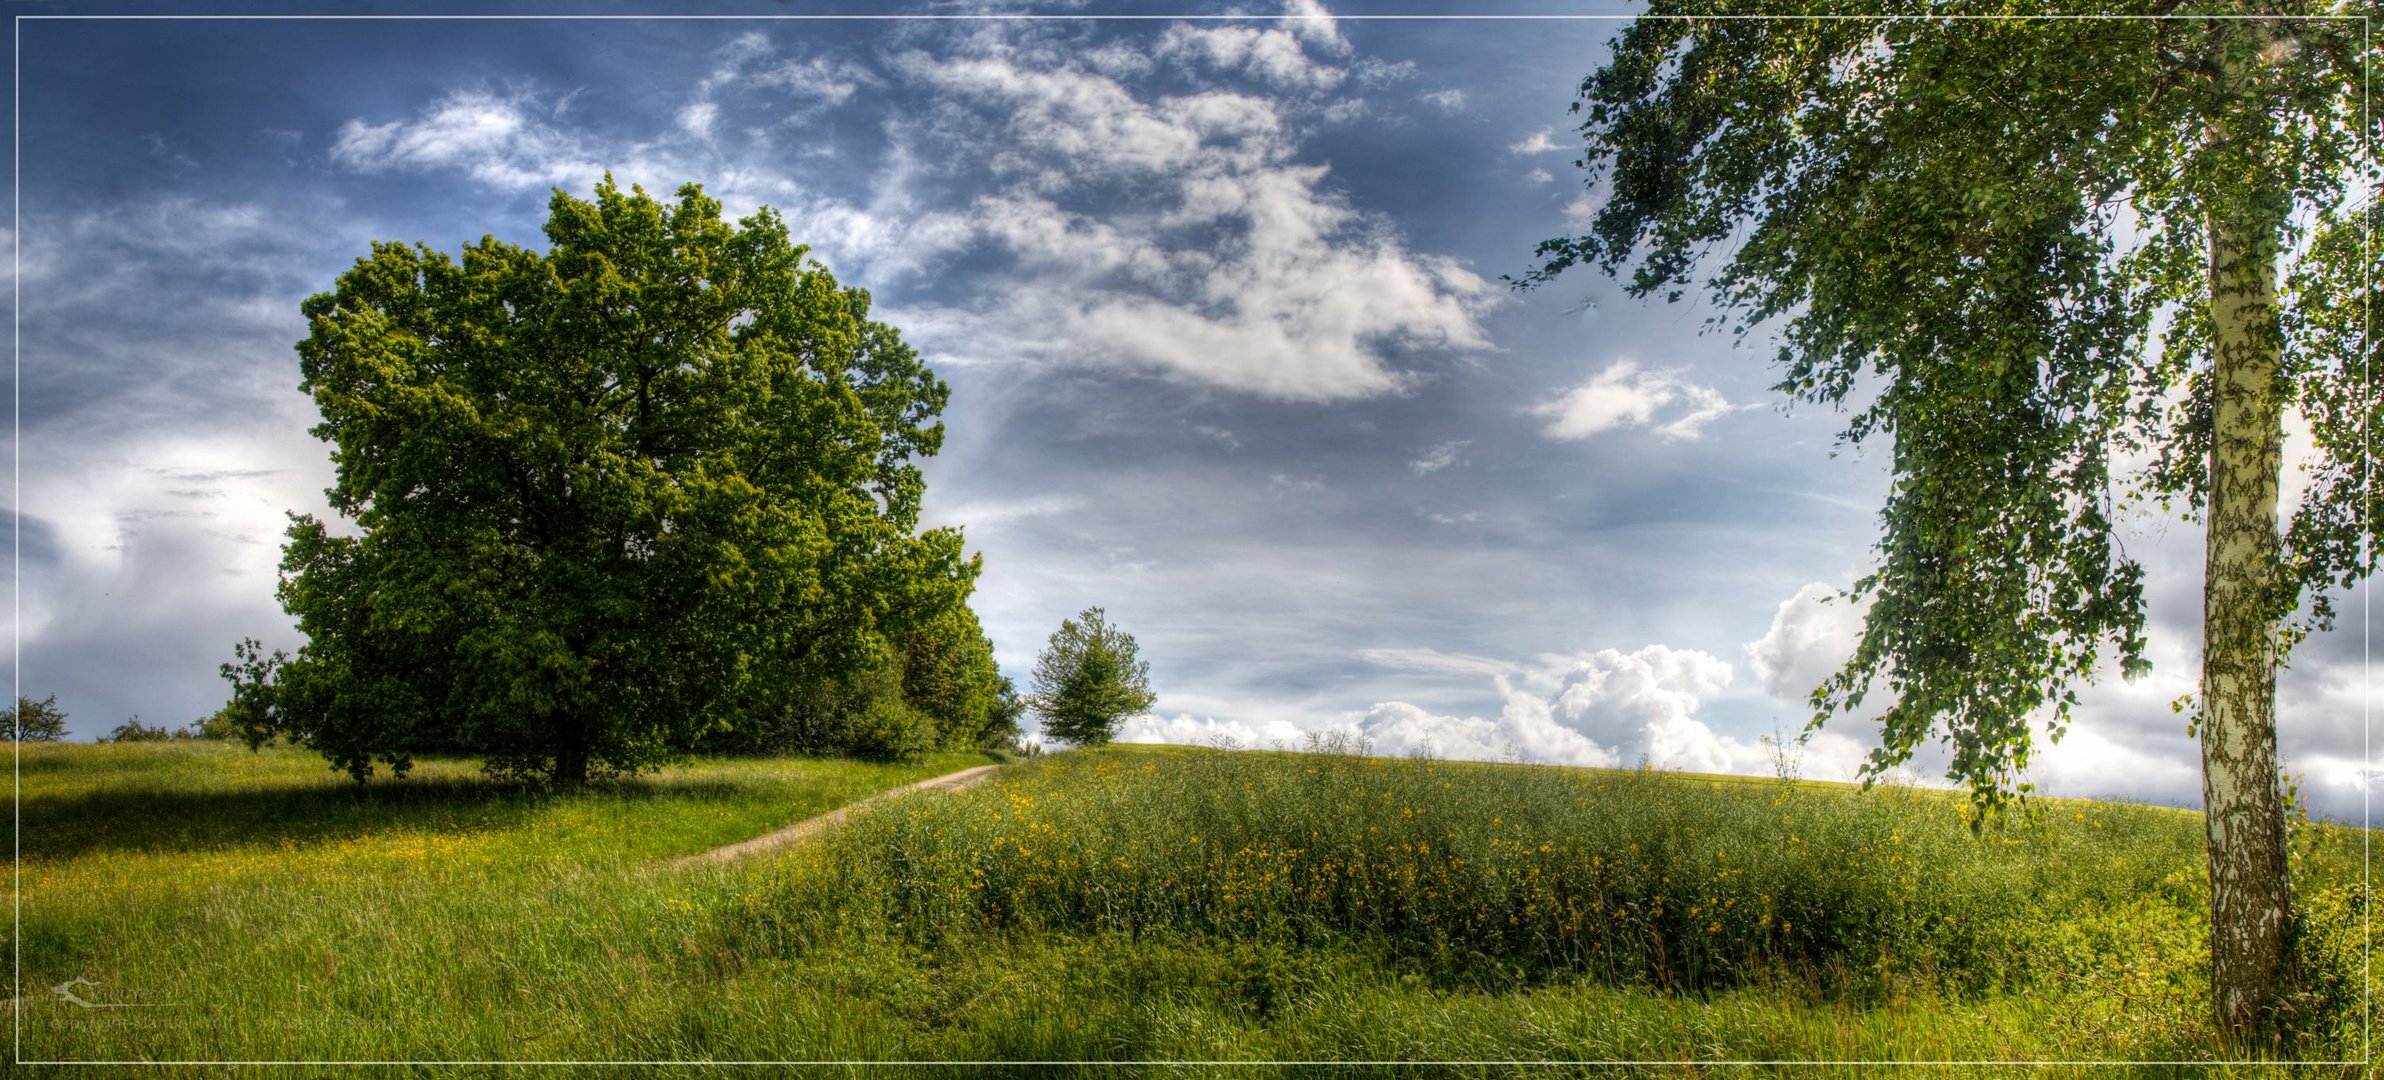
left=7, top=1, right=2374, bottom=820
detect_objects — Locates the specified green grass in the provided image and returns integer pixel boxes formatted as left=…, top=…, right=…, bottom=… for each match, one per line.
left=11, top=741, right=992, bottom=1073
left=7, top=740, right=2374, bottom=1077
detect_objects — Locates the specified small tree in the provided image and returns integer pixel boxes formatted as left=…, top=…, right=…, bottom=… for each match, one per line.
left=6, top=695, right=67, bottom=741
left=1030, top=607, right=1155, bottom=748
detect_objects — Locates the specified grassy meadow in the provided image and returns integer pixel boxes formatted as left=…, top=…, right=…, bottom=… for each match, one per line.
left=7, top=739, right=2375, bottom=1076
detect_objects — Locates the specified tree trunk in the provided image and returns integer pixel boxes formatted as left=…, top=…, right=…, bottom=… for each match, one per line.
left=555, top=716, right=591, bottom=787
left=2199, top=193, right=2292, bottom=1040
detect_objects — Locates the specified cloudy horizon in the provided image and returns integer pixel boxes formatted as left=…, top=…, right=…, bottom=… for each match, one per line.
left=10, top=2, right=2373, bottom=820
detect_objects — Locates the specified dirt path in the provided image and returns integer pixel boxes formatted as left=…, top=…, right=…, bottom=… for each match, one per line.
left=674, top=763, right=1002, bottom=868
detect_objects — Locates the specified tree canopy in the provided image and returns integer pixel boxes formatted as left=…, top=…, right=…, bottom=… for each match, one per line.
left=240, top=179, right=999, bottom=783
left=6, top=695, right=67, bottom=742
left=1030, top=607, right=1156, bottom=748
left=1520, top=4, right=2373, bottom=1037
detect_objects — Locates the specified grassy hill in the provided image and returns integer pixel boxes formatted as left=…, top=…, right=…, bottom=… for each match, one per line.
left=8, top=740, right=2373, bottom=1076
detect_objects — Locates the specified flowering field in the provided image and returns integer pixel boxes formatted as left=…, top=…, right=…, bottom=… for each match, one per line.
left=8, top=740, right=2374, bottom=1076
left=736, top=744, right=2373, bottom=1068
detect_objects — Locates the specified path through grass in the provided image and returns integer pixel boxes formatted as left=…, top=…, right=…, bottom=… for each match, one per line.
left=12, top=741, right=988, bottom=1070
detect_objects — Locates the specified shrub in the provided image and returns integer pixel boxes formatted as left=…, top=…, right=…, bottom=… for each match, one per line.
left=106, top=716, right=193, bottom=742
left=194, top=707, right=253, bottom=742
left=844, top=694, right=939, bottom=764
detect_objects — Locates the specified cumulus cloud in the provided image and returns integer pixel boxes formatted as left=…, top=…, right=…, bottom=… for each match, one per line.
left=1357, top=646, right=1753, bottom=771
left=1356, top=699, right=1618, bottom=766
left=1529, top=359, right=1736, bottom=441
left=1340, top=641, right=1887, bottom=783
left=1117, top=711, right=1312, bottom=749
left=1746, top=582, right=1867, bottom=701
left=1420, top=88, right=1468, bottom=111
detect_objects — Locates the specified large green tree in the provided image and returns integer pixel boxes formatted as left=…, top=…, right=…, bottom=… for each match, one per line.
left=253, top=178, right=969, bottom=784
left=1520, top=5, right=2371, bottom=1038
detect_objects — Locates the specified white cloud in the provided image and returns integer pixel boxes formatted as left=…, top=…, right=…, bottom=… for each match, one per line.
left=1104, top=632, right=1889, bottom=786
left=1529, top=359, right=1736, bottom=441
left=1525, top=167, right=1554, bottom=185
left=1746, top=582, right=1867, bottom=701
left=14, top=195, right=343, bottom=733
left=2026, top=719, right=2204, bottom=805
left=876, top=24, right=1493, bottom=400
left=1355, top=699, right=1617, bottom=766
left=1353, top=646, right=1765, bottom=772
left=1408, top=439, right=1470, bottom=475
left=329, top=89, right=603, bottom=191
left=1352, top=57, right=1416, bottom=89
left=702, top=31, right=774, bottom=94
left=755, top=55, right=873, bottom=106
left=1156, top=25, right=1344, bottom=92
left=925, top=492, right=1088, bottom=530
left=1116, top=711, right=1312, bottom=750
left=327, top=20, right=1492, bottom=403
left=1280, top=0, right=1351, bottom=53
left=1420, top=88, right=1467, bottom=111
left=1509, top=128, right=1563, bottom=154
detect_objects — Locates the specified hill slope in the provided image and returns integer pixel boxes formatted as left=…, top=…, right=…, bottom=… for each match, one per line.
left=10, top=740, right=2373, bottom=1076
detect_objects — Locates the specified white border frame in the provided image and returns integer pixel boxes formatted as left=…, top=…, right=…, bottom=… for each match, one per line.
left=8, top=8, right=2373, bottom=1070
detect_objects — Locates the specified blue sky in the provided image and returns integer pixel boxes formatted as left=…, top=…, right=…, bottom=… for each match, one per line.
left=8, top=1, right=2373, bottom=819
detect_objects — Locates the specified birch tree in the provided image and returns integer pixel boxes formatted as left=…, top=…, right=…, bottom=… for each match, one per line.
left=1518, top=4, right=2373, bottom=1038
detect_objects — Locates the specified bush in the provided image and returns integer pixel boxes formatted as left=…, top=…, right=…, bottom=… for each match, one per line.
left=6, top=694, right=67, bottom=741
left=193, top=707, right=254, bottom=742
left=844, top=694, right=939, bottom=764
left=106, top=716, right=194, bottom=743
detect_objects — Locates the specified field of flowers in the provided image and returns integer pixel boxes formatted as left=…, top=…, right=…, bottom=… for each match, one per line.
left=9, top=739, right=2374, bottom=1076
left=734, top=743, right=2374, bottom=1063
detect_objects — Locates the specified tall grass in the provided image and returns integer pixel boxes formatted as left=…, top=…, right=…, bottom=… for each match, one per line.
left=10, top=740, right=2373, bottom=1075
left=735, top=744, right=2371, bottom=1058
left=12, top=741, right=993, bottom=1071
